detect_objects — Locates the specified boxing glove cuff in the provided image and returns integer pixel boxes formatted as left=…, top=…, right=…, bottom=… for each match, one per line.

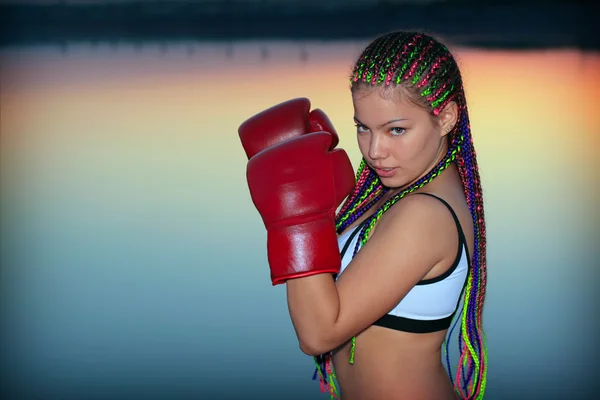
left=267, top=214, right=341, bottom=285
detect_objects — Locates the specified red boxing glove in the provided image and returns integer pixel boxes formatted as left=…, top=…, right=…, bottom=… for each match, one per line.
left=246, top=131, right=355, bottom=285
left=238, top=98, right=339, bottom=159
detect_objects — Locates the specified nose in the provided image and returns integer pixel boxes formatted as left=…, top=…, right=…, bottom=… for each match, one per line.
left=368, top=132, right=388, bottom=161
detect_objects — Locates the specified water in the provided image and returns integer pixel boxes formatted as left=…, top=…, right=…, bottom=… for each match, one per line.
left=1, top=41, right=598, bottom=399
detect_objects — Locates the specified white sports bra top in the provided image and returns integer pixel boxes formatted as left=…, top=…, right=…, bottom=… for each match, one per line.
left=335, top=193, right=471, bottom=333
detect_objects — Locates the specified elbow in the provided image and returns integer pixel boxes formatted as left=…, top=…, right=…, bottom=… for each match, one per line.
left=299, top=341, right=322, bottom=357
left=298, top=335, right=334, bottom=357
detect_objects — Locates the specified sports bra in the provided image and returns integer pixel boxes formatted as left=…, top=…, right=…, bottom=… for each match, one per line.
left=336, top=193, right=471, bottom=333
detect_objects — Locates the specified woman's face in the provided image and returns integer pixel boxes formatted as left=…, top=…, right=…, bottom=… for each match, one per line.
left=352, top=86, right=453, bottom=190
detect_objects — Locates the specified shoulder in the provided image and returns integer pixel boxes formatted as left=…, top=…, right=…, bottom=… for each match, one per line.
left=369, top=192, right=455, bottom=245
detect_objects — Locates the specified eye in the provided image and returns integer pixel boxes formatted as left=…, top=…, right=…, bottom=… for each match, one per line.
left=355, top=123, right=369, bottom=134
left=390, top=127, right=406, bottom=136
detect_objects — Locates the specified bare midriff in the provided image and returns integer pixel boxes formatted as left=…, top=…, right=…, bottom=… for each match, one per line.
left=331, top=325, right=458, bottom=400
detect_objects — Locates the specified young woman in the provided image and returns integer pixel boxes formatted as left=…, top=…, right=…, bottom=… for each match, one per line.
left=239, top=31, right=487, bottom=400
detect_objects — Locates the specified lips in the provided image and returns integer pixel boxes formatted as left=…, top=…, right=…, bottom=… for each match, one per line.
left=372, top=166, right=397, bottom=177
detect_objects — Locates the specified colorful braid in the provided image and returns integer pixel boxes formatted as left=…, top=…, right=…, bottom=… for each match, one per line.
left=315, top=31, right=488, bottom=400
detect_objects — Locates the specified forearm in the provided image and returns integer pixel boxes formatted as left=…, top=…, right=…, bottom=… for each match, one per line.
left=286, top=273, right=340, bottom=355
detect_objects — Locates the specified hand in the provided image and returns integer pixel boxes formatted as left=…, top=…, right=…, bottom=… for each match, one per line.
left=238, top=98, right=339, bottom=159
left=246, top=131, right=355, bottom=285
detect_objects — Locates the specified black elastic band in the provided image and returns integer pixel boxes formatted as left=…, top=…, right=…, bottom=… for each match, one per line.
left=373, top=312, right=456, bottom=333
left=339, top=218, right=371, bottom=259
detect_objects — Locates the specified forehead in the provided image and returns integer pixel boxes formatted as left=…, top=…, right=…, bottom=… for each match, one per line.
left=352, top=86, right=429, bottom=121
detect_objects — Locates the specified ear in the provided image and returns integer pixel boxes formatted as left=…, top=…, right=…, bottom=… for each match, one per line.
left=438, top=101, right=459, bottom=137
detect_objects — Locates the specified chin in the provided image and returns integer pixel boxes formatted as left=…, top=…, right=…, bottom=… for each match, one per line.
left=378, top=176, right=410, bottom=190
left=369, top=166, right=417, bottom=190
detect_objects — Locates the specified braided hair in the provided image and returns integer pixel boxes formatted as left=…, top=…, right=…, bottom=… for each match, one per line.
left=315, top=31, right=488, bottom=400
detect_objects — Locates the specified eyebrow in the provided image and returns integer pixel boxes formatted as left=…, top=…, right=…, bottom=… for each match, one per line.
left=354, top=117, right=408, bottom=129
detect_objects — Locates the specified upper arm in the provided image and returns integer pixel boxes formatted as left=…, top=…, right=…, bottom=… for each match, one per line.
left=330, top=194, right=457, bottom=345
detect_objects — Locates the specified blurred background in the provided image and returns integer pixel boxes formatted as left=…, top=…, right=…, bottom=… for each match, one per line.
left=0, top=1, right=598, bottom=399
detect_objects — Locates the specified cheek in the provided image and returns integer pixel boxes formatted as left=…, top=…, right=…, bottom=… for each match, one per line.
left=393, top=131, right=438, bottom=163
left=393, top=135, right=425, bottom=161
